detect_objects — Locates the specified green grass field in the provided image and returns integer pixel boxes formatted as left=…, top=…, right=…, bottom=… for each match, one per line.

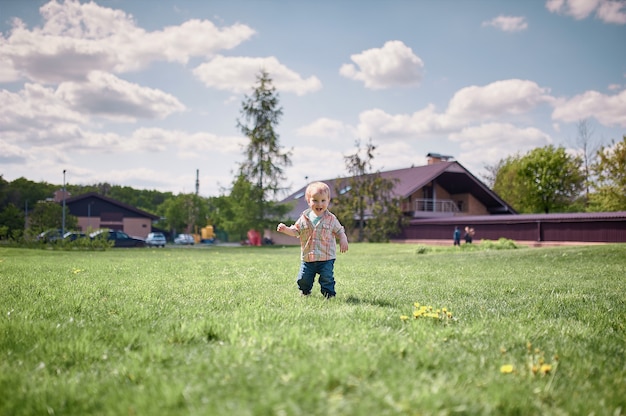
left=1, top=243, right=625, bottom=415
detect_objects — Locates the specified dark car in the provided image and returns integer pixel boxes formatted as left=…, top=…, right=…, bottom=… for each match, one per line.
left=37, top=229, right=63, bottom=242
left=63, top=231, right=86, bottom=241
left=90, top=229, right=145, bottom=248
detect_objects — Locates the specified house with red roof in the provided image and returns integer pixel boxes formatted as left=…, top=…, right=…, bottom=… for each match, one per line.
left=277, top=154, right=626, bottom=245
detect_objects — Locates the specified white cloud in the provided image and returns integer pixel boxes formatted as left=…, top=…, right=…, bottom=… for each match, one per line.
left=368, top=141, right=420, bottom=171
left=546, top=0, right=626, bottom=24
left=0, top=54, right=20, bottom=82
left=482, top=16, right=529, bottom=32
left=0, top=0, right=256, bottom=84
left=552, top=88, right=626, bottom=127
left=597, top=0, right=626, bottom=23
left=450, top=122, right=552, bottom=149
left=56, top=71, right=186, bottom=122
left=343, top=79, right=555, bottom=143
left=451, top=123, right=553, bottom=174
left=356, top=105, right=447, bottom=140
left=296, top=118, right=357, bottom=140
left=289, top=146, right=349, bottom=184
left=0, top=83, right=86, bottom=139
left=446, top=79, right=554, bottom=122
left=193, top=55, right=322, bottom=95
left=0, top=139, right=29, bottom=163
left=339, top=40, right=424, bottom=89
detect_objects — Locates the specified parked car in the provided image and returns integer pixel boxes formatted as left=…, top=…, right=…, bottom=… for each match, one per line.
left=37, top=229, right=63, bottom=242
left=63, top=231, right=86, bottom=241
left=89, top=229, right=145, bottom=248
left=145, top=232, right=167, bottom=247
left=174, top=233, right=195, bottom=245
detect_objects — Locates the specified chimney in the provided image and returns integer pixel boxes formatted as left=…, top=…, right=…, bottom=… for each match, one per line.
left=427, top=152, right=454, bottom=165
left=53, top=189, right=71, bottom=202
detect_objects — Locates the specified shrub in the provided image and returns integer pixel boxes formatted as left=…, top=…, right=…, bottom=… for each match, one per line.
left=479, top=238, right=518, bottom=250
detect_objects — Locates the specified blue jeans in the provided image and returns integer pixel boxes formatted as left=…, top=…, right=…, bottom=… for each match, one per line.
left=297, top=260, right=336, bottom=297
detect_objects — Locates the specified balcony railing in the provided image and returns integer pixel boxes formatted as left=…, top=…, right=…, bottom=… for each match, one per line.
left=410, top=199, right=460, bottom=214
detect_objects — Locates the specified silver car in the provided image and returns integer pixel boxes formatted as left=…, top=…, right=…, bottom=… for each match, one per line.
left=145, top=232, right=167, bottom=247
left=174, top=233, right=195, bottom=245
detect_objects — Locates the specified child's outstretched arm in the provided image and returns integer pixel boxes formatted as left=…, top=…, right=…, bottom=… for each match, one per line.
left=338, top=233, right=349, bottom=253
left=277, top=223, right=298, bottom=237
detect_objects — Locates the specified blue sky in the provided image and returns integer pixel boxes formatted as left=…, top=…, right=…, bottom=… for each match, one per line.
left=1, top=0, right=625, bottom=197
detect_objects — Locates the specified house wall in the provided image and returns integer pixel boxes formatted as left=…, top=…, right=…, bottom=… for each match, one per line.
left=74, top=216, right=151, bottom=238
left=76, top=217, right=101, bottom=233
left=123, top=218, right=152, bottom=238
left=404, top=187, right=489, bottom=216
left=397, top=218, right=626, bottom=243
left=269, top=230, right=300, bottom=246
left=465, top=194, right=489, bottom=215
left=433, top=183, right=451, bottom=200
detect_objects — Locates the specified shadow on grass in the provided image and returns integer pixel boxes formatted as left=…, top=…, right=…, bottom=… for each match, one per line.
left=344, top=295, right=395, bottom=308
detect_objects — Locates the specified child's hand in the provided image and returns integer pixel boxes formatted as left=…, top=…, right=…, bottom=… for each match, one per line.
left=339, top=236, right=349, bottom=253
left=277, top=223, right=298, bottom=237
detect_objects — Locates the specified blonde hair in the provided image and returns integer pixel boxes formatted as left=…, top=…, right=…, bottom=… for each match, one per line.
left=305, top=181, right=330, bottom=200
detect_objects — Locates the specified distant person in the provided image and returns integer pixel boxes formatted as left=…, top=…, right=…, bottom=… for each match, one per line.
left=263, top=229, right=274, bottom=245
left=453, top=226, right=461, bottom=246
left=464, top=226, right=475, bottom=244
left=277, top=181, right=349, bottom=298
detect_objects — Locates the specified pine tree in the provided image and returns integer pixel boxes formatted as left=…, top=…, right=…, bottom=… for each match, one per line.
left=236, top=70, right=292, bottom=232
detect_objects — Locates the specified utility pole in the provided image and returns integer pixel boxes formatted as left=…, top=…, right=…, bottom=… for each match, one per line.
left=62, top=169, right=66, bottom=236
left=195, top=169, right=199, bottom=195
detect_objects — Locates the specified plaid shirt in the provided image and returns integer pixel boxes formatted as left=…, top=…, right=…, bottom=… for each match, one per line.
left=294, top=209, right=346, bottom=262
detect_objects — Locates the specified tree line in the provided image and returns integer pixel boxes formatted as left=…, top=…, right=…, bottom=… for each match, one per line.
left=485, top=125, right=626, bottom=214
left=1, top=73, right=625, bottom=242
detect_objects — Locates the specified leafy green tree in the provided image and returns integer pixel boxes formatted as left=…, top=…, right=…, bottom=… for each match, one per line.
left=518, top=145, right=584, bottom=213
left=487, top=155, right=530, bottom=213
left=5, top=177, right=56, bottom=212
left=0, top=175, right=9, bottom=210
left=210, top=175, right=260, bottom=242
left=487, top=146, right=584, bottom=213
left=0, top=203, right=24, bottom=240
left=588, top=136, right=626, bottom=211
left=161, top=193, right=209, bottom=237
left=236, top=70, right=292, bottom=233
left=334, top=140, right=406, bottom=242
left=27, top=201, right=77, bottom=236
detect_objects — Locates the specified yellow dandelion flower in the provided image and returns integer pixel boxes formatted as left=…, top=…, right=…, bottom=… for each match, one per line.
left=442, top=307, right=447, bottom=313
left=540, top=364, right=552, bottom=375
left=500, top=364, right=514, bottom=374
left=413, top=302, right=420, bottom=308
left=531, top=365, right=539, bottom=374
left=400, top=315, right=409, bottom=321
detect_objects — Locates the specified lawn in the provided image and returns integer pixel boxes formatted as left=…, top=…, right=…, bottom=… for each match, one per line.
left=1, top=243, right=625, bottom=415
